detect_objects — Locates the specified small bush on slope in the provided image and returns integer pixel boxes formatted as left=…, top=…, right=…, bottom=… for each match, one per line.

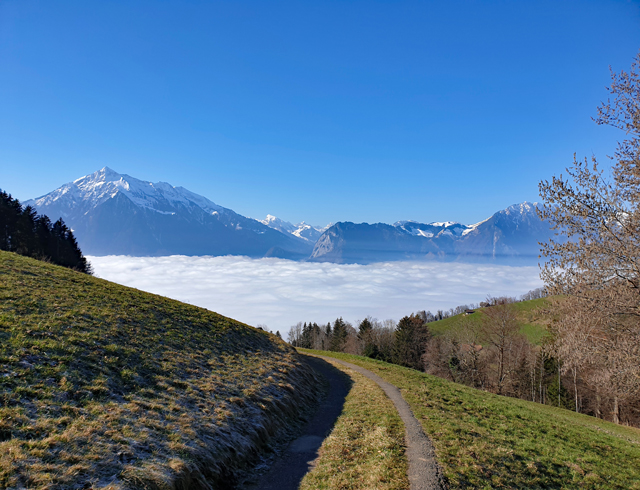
left=304, top=350, right=640, bottom=490
left=0, top=251, right=320, bottom=489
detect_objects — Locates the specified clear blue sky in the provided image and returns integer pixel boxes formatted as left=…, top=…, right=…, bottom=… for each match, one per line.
left=1, top=0, right=639, bottom=226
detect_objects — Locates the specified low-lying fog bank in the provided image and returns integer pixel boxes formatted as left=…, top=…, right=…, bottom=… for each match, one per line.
left=89, top=255, right=543, bottom=334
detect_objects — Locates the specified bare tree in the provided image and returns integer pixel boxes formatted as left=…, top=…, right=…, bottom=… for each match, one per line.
left=372, top=319, right=397, bottom=362
left=287, top=322, right=304, bottom=346
left=539, top=52, right=640, bottom=423
left=481, top=298, right=523, bottom=395
left=423, top=314, right=489, bottom=388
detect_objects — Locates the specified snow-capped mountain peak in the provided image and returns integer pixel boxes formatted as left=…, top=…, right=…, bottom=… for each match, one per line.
left=259, top=215, right=297, bottom=234
left=259, top=215, right=330, bottom=242
left=25, top=168, right=314, bottom=258
left=392, top=220, right=469, bottom=238
left=33, top=167, right=225, bottom=218
left=502, top=201, right=541, bottom=217
left=429, top=221, right=458, bottom=227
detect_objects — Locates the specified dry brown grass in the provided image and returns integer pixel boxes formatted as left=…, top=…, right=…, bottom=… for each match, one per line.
left=300, top=360, right=409, bottom=490
left=0, top=251, right=321, bottom=489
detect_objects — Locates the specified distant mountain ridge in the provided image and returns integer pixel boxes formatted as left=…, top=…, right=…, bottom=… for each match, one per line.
left=258, top=214, right=330, bottom=243
left=25, top=167, right=312, bottom=259
left=26, top=168, right=554, bottom=265
left=310, top=203, right=551, bottom=265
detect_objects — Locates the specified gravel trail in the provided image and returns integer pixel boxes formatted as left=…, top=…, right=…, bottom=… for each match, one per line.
left=246, top=356, right=350, bottom=490
left=250, top=354, right=446, bottom=490
left=314, top=356, right=446, bottom=490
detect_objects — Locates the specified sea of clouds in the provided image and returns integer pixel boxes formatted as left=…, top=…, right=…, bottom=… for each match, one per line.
left=88, top=255, right=543, bottom=335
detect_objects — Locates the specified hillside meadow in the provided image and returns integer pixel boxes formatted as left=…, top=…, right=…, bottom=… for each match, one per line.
left=427, top=297, right=552, bottom=345
left=0, top=251, right=320, bottom=489
left=302, top=349, right=640, bottom=490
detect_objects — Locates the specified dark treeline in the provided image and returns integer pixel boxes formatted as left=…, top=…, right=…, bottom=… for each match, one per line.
left=0, top=190, right=91, bottom=274
left=289, top=287, right=639, bottom=428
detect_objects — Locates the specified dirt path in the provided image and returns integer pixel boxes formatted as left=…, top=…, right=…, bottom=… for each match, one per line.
left=246, top=356, right=351, bottom=490
left=248, top=354, right=445, bottom=490
left=318, top=356, right=446, bottom=490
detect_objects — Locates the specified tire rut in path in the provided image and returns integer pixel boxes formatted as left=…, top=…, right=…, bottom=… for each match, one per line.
left=314, top=356, right=446, bottom=490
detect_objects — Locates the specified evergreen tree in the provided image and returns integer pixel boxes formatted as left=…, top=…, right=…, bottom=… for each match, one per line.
left=323, top=322, right=332, bottom=350
left=330, top=317, right=347, bottom=352
left=301, top=322, right=310, bottom=348
left=358, top=317, right=373, bottom=339
left=393, top=315, right=431, bottom=370
left=358, top=318, right=379, bottom=358
left=0, top=190, right=91, bottom=273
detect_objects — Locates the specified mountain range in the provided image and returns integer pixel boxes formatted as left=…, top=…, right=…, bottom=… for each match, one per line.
left=258, top=214, right=330, bottom=243
left=309, top=203, right=549, bottom=265
left=24, top=167, right=312, bottom=259
left=24, top=168, right=554, bottom=265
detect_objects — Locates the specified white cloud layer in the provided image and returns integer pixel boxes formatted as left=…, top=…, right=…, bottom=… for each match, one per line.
left=88, top=256, right=543, bottom=335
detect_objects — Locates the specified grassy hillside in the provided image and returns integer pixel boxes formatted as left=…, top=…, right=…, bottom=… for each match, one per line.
left=303, top=350, right=640, bottom=489
left=0, top=251, right=320, bottom=489
left=428, top=297, right=551, bottom=344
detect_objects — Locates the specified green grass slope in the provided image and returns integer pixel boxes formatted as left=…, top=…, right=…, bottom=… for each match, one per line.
left=0, top=251, right=320, bottom=490
left=428, top=298, right=551, bottom=344
left=305, top=350, right=640, bottom=490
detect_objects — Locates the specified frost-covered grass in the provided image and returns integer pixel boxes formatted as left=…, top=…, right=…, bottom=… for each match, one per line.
left=304, top=350, right=640, bottom=490
left=300, top=358, right=408, bottom=490
left=0, top=251, right=319, bottom=489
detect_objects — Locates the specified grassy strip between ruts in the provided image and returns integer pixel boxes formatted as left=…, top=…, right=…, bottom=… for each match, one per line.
left=299, top=356, right=409, bottom=490
left=299, top=349, right=640, bottom=490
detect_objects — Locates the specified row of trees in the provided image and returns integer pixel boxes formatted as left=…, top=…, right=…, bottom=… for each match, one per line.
left=0, top=190, right=91, bottom=273
left=290, top=295, right=637, bottom=426
left=288, top=315, right=429, bottom=370
left=414, top=287, right=546, bottom=324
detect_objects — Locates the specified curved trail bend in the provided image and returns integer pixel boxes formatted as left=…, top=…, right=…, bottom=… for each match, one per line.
left=250, top=354, right=445, bottom=490
left=246, top=356, right=350, bottom=490
left=316, top=356, right=446, bottom=490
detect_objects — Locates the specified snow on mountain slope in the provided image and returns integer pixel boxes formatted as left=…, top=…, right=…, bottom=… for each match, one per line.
left=259, top=215, right=297, bottom=234
left=393, top=220, right=469, bottom=238
left=30, top=167, right=225, bottom=218
left=311, top=202, right=553, bottom=265
left=259, top=215, right=328, bottom=243
left=25, top=168, right=312, bottom=258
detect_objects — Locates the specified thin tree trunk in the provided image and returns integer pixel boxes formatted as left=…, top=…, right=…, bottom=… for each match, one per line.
left=613, top=396, right=620, bottom=424
left=531, top=362, right=535, bottom=402
left=498, top=346, right=505, bottom=395
left=573, top=366, right=579, bottom=413
left=539, top=353, right=544, bottom=404
left=558, top=362, right=561, bottom=407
